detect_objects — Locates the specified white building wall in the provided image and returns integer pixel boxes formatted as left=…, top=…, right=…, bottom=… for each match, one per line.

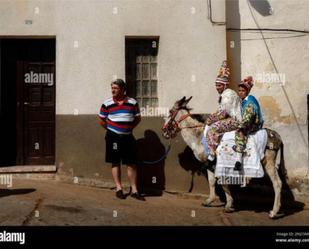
left=227, top=0, right=309, bottom=180
left=0, top=0, right=227, bottom=115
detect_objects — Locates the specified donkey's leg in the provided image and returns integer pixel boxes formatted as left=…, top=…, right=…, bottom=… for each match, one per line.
left=222, top=184, right=235, bottom=212
left=264, top=149, right=282, bottom=218
left=202, top=169, right=217, bottom=206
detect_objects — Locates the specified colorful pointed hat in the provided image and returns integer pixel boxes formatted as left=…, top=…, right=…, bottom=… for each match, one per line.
left=239, top=76, right=254, bottom=91
left=215, top=60, right=230, bottom=85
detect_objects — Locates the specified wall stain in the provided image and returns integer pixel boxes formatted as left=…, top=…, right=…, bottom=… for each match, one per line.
left=254, top=81, right=263, bottom=89
left=259, top=96, right=294, bottom=124
left=265, top=63, right=274, bottom=72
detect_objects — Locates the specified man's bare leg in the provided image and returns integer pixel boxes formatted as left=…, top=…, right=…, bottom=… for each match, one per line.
left=127, top=164, right=145, bottom=201
left=112, top=164, right=122, bottom=191
left=126, top=164, right=137, bottom=193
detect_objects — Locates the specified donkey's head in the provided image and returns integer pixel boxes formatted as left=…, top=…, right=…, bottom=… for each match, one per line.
left=162, top=96, right=192, bottom=139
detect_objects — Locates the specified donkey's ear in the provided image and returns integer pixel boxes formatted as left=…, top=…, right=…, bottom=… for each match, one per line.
left=183, top=96, right=193, bottom=105
left=177, top=96, right=186, bottom=106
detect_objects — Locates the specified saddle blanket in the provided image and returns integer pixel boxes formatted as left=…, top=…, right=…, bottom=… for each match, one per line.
left=215, top=129, right=267, bottom=178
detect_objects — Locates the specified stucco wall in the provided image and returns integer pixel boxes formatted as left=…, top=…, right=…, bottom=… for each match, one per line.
left=3, top=0, right=307, bottom=191
left=0, top=0, right=226, bottom=192
left=226, top=0, right=309, bottom=180
left=56, top=115, right=210, bottom=194
left=0, top=0, right=226, bottom=115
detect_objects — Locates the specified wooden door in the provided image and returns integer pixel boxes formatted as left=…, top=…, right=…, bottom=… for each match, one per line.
left=16, top=61, right=55, bottom=165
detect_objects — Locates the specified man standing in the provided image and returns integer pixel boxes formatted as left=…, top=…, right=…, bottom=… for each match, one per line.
left=99, top=79, right=145, bottom=201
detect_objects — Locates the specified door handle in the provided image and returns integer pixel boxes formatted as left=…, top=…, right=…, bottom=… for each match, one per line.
left=24, top=102, right=30, bottom=105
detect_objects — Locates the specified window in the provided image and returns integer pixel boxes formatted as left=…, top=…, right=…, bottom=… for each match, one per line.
left=125, top=37, right=159, bottom=108
left=136, top=55, right=158, bottom=107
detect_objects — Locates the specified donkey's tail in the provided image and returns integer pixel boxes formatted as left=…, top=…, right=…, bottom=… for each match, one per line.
left=265, top=128, right=288, bottom=182
left=278, top=141, right=289, bottom=183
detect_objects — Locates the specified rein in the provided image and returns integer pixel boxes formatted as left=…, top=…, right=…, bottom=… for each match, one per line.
left=162, top=108, right=205, bottom=140
left=156, top=107, right=204, bottom=164
left=171, top=111, right=204, bottom=130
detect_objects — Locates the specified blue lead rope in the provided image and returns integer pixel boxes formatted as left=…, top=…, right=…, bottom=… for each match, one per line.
left=140, top=141, right=172, bottom=165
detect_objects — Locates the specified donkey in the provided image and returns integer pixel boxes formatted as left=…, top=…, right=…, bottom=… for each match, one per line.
left=162, top=96, right=287, bottom=218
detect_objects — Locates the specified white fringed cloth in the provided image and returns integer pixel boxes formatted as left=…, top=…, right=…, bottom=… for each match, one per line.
left=215, top=129, right=267, bottom=178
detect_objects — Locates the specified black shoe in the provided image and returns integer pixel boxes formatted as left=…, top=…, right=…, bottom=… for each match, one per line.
left=131, top=192, right=146, bottom=201
left=234, top=161, right=242, bottom=171
left=116, top=190, right=126, bottom=199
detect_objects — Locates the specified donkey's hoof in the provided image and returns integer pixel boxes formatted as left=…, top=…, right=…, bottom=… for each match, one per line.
left=202, top=199, right=224, bottom=207
left=224, top=206, right=235, bottom=213
left=202, top=200, right=215, bottom=207
left=269, top=211, right=284, bottom=219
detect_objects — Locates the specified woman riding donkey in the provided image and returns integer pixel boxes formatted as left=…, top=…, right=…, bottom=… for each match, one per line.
left=233, top=76, right=264, bottom=170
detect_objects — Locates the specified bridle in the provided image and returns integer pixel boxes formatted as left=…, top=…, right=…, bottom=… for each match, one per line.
left=162, top=108, right=204, bottom=138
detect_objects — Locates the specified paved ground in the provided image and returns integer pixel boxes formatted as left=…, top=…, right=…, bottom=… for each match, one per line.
left=0, top=179, right=308, bottom=226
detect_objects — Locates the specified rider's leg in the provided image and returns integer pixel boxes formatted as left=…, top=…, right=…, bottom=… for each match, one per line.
left=205, top=110, right=229, bottom=126
left=205, top=125, right=219, bottom=161
left=204, top=110, right=229, bottom=161
left=233, top=129, right=246, bottom=171
left=206, top=118, right=239, bottom=161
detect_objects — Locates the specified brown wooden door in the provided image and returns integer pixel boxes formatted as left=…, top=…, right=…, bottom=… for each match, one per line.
left=16, top=61, right=55, bottom=165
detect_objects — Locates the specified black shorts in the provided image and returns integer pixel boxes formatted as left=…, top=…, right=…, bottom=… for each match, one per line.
left=105, top=129, right=137, bottom=165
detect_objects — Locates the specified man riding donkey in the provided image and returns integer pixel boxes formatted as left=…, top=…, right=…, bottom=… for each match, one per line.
left=202, top=61, right=264, bottom=176
left=201, top=60, right=242, bottom=169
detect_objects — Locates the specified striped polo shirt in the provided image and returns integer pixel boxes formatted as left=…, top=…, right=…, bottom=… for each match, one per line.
left=99, top=96, right=140, bottom=135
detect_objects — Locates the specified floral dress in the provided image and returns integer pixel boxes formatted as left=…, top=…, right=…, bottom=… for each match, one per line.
left=204, top=88, right=242, bottom=157
left=233, top=95, right=264, bottom=153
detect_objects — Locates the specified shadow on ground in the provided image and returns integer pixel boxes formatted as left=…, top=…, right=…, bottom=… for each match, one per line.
left=0, top=188, right=36, bottom=198
left=178, top=144, right=305, bottom=219
left=230, top=182, right=305, bottom=218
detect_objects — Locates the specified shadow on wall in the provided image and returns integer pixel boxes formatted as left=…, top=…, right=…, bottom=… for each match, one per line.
left=178, top=146, right=226, bottom=200
left=226, top=0, right=241, bottom=89
left=248, top=0, right=273, bottom=16
left=136, top=129, right=166, bottom=196
left=227, top=0, right=273, bottom=86
left=178, top=146, right=205, bottom=193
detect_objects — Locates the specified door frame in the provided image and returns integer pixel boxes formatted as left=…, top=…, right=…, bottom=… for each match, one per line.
left=125, top=36, right=159, bottom=99
left=0, top=36, right=56, bottom=165
left=16, top=61, right=24, bottom=165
